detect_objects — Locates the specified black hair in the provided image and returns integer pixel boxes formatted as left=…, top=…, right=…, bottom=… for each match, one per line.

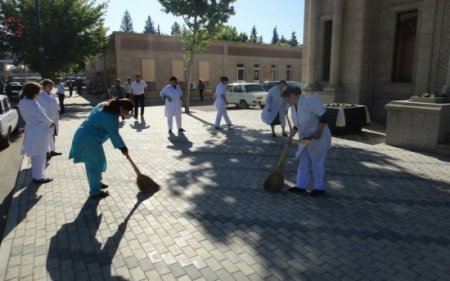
left=20, top=82, right=42, bottom=99
left=102, top=98, right=134, bottom=114
left=169, top=76, right=177, bottom=82
left=220, top=76, right=229, bottom=82
left=281, top=86, right=302, bottom=98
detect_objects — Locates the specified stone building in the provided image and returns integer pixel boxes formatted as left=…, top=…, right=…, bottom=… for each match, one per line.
left=302, top=0, right=450, bottom=122
left=87, top=32, right=302, bottom=98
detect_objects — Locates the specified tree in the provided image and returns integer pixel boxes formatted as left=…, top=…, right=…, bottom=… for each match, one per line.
left=249, top=25, right=257, bottom=43
left=143, top=15, right=156, bottom=34
left=158, top=0, right=236, bottom=113
left=257, top=36, right=263, bottom=44
left=157, top=25, right=161, bottom=35
left=271, top=26, right=279, bottom=45
left=0, top=0, right=108, bottom=77
left=120, top=10, right=134, bottom=32
left=277, top=35, right=289, bottom=46
left=215, top=25, right=247, bottom=42
left=171, top=22, right=181, bottom=36
left=289, top=31, right=299, bottom=47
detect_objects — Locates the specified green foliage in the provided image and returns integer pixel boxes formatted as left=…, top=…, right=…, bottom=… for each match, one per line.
left=257, top=35, right=263, bottom=44
left=157, top=25, right=161, bottom=35
left=249, top=25, right=257, bottom=43
left=277, top=35, right=289, bottom=46
left=289, top=31, right=299, bottom=47
left=171, top=22, right=181, bottom=36
left=143, top=15, right=156, bottom=34
left=271, top=26, right=279, bottom=45
left=120, top=10, right=134, bottom=32
left=0, top=0, right=108, bottom=77
left=215, top=25, right=247, bottom=42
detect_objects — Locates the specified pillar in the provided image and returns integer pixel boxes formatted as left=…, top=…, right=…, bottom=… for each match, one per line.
left=328, top=0, right=344, bottom=89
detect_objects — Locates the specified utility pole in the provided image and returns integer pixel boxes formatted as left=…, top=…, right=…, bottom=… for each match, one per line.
left=34, top=0, right=46, bottom=77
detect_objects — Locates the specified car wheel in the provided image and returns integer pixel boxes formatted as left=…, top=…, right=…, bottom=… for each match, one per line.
left=0, top=128, right=11, bottom=149
left=239, top=100, right=249, bottom=109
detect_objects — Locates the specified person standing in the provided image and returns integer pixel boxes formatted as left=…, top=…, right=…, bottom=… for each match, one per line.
left=36, top=79, right=62, bottom=158
left=68, top=80, right=74, bottom=97
left=18, top=82, right=54, bottom=184
left=261, top=80, right=288, bottom=138
left=214, top=76, right=232, bottom=130
left=69, top=98, right=134, bottom=200
left=160, top=76, right=185, bottom=134
left=282, top=87, right=332, bottom=197
left=55, top=78, right=65, bottom=114
left=109, top=79, right=126, bottom=99
left=131, top=74, right=147, bottom=119
left=0, top=80, right=4, bottom=95
left=198, top=79, right=205, bottom=102
left=123, top=77, right=133, bottom=99
left=76, top=79, right=83, bottom=95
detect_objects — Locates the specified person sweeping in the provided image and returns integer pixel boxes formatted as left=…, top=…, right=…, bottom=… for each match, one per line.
left=69, top=98, right=134, bottom=200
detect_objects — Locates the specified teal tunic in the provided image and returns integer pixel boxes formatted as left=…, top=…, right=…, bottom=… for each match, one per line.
left=69, top=103, right=125, bottom=172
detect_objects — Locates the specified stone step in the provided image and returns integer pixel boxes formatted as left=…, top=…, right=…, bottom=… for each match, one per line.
left=436, top=143, right=450, bottom=156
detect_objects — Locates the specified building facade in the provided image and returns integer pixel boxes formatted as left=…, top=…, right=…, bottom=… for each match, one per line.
left=302, top=0, right=450, bottom=121
left=87, top=32, right=302, bottom=97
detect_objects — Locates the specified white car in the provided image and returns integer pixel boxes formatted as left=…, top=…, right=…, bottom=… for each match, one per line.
left=0, top=95, right=19, bottom=148
left=226, top=82, right=267, bottom=109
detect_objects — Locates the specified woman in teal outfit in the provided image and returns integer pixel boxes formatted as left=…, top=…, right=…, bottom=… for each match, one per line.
left=69, top=98, right=134, bottom=199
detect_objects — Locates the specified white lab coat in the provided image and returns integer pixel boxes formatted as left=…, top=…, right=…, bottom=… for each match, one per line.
left=36, top=91, right=59, bottom=133
left=18, top=98, right=53, bottom=157
left=160, top=84, right=183, bottom=117
left=290, top=95, right=331, bottom=161
left=261, top=85, right=287, bottom=126
left=214, top=82, right=227, bottom=108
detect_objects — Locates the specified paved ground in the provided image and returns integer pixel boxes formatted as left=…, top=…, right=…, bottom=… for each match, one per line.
left=0, top=93, right=449, bottom=281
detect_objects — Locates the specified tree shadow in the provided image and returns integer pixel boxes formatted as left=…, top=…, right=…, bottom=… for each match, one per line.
left=167, top=132, right=193, bottom=154
left=165, top=120, right=450, bottom=279
left=46, top=191, right=154, bottom=280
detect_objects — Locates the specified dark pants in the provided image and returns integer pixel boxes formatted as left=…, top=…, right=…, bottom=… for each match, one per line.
left=69, top=87, right=73, bottom=97
left=199, top=89, right=204, bottom=101
left=58, top=94, right=65, bottom=113
left=133, top=94, right=145, bottom=117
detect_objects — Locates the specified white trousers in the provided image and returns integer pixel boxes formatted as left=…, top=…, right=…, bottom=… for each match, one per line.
left=167, top=113, right=182, bottom=130
left=31, top=155, right=47, bottom=179
left=215, top=107, right=231, bottom=127
left=48, top=132, right=55, bottom=152
left=296, top=148, right=326, bottom=190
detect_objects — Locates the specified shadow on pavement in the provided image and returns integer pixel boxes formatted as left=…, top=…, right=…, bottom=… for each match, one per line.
left=166, top=114, right=450, bottom=280
left=47, top=191, right=154, bottom=280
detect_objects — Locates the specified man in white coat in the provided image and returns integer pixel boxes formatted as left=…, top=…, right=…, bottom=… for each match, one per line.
left=160, top=76, right=185, bottom=134
left=214, top=76, right=232, bottom=130
left=261, top=80, right=288, bottom=137
left=282, top=86, right=332, bottom=197
left=36, top=79, right=62, bottom=158
left=18, top=82, right=54, bottom=184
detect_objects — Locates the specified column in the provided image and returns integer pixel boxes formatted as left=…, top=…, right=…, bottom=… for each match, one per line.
left=328, top=0, right=344, bottom=89
left=447, top=55, right=450, bottom=86
left=304, top=0, right=319, bottom=90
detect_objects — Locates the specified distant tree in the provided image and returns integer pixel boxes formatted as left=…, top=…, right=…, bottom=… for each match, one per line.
left=171, top=22, right=181, bottom=36
left=0, top=0, right=108, bottom=77
left=120, top=10, right=134, bottom=32
left=158, top=0, right=236, bottom=113
left=157, top=25, right=161, bottom=35
left=277, top=35, right=289, bottom=46
left=257, top=35, right=263, bottom=44
left=143, top=15, right=156, bottom=34
left=215, top=25, right=247, bottom=42
left=249, top=25, right=257, bottom=43
left=271, top=26, right=279, bottom=44
left=238, top=32, right=248, bottom=42
left=289, top=31, right=299, bottom=46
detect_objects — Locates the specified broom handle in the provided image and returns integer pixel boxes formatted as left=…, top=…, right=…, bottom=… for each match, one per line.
left=126, top=154, right=142, bottom=176
left=275, top=112, right=295, bottom=170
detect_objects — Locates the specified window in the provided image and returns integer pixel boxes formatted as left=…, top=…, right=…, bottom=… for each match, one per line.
left=393, top=10, right=418, bottom=82
left=244, top=84, right=265, bottom=92
left=322, top=20, right=332, bottom=81
left=237, top=64, right=245, bottom=81
left=233, top=85, right=243, bottom=93
left=271, top=65, right=277, bottom=80
left=253, top=64, right=260, bottom=82
left=286, top=65, right=292, bottom=81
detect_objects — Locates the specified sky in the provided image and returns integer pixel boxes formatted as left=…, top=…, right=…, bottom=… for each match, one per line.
left=102, top=0, right=305, bottom=44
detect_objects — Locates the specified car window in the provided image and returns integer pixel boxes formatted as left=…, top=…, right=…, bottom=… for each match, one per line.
left=244, top=84, right=264, bottom=92
left=3, top=99, right=10, bottom=111
left=233, top=86, right=243, bottom=93
left=226, top=85, right=233, bottom=92
left=287, top=81, right=301, bottom=88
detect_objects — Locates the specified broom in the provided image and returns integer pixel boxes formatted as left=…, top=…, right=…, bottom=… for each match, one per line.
left=264, top=114, right=296, bottom=192
left=126, top=154, right=160, bottom=193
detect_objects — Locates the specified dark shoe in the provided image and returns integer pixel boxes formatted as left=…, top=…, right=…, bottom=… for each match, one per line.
left=178, top=128, right=186, bottom=132
left=272, top=133, right=276, bottom=138
left=310, top=189, right=326, bottom=197
left=101, top=183, right=108, bottom=189
left=288, top=187, right=307, bottom=194
left=215, top=126, right=222, bottom=130
left=282, top=133, right=288, bottom=137
left=169, top=130, right=174, bottom=134
left=90, top=191, right=109, bottom=200
left=49, top=151, right=62, bottom=156
left=33, top=177, right=53, bottom=184
left=134, top=115, right=138, bottom=119
left=46, top=153, right=51, bottom=160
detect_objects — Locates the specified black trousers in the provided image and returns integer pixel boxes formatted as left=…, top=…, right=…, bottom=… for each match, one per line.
left=199, top=89, right=204, bottom=101
left=58, top=94, right=65, bottom=113
left=133, top=94, right=145, bottom=117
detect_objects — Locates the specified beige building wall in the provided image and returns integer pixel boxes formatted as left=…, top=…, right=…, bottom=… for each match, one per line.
left=303, top=0, right=450, bottom=122
left=88, top=32, right=302, bottom=98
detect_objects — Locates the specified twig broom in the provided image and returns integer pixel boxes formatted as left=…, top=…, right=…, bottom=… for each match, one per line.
left=126, top=154, right=160, bottom=193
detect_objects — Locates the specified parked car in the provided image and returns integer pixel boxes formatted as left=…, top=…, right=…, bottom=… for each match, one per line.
left=262, top=80, right=302, bottom=91
left=6, top=82, right=23, bottom=102
left=0, top=95, right=19, bottom=148
left=226, top=82, right=267, bottom=109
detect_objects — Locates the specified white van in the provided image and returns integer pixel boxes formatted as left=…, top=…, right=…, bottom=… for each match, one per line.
left=226, top=82, right=267, bottom=109
left=0, top=95, right=19, bottom=148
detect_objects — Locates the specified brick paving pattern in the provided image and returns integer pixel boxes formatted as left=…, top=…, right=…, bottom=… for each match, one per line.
left=0, top=94, right=449, bottom=280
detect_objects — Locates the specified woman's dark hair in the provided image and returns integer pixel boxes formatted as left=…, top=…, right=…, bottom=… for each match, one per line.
left=220, top=76, right=229, bottom=82
left=102, top=98, right=134, bottom=114
left=281, top=86, right=302, bottom=98
left=20, top=82, right=42, bottom=99
left=41, top=79, right=54, bottom=88
left=169, top=76, right=177, bottom=82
